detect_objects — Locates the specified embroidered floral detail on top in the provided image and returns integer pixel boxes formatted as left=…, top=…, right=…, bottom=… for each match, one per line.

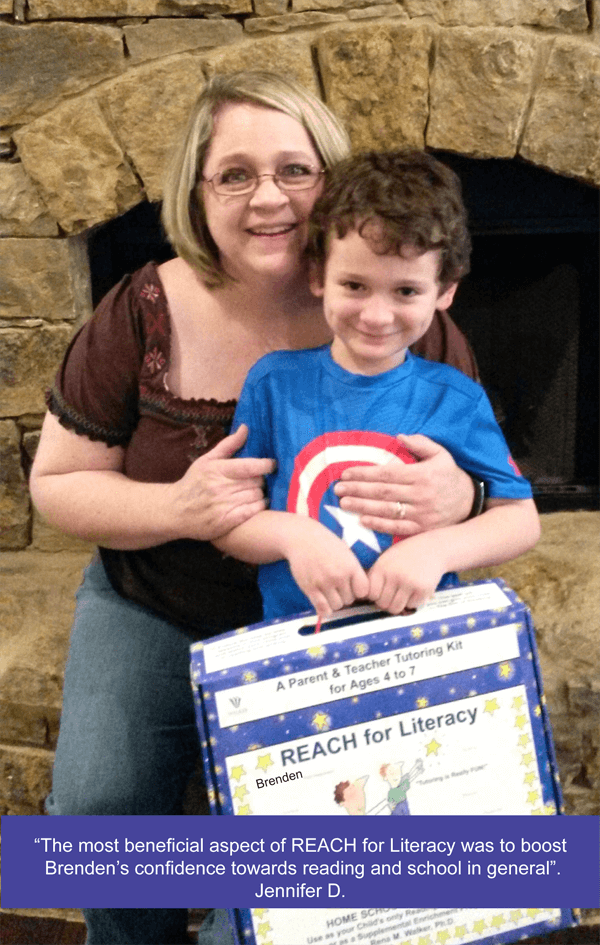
left=140, top=283, right=160, bottom=302
left=144, top=346, right=166, bottom=374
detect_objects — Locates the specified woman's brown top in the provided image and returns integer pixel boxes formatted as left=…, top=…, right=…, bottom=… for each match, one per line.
left=46, top=262, right=478, bottom=636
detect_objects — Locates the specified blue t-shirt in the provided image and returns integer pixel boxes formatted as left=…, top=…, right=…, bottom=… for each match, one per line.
left=234, top=346, right=532, bottom=621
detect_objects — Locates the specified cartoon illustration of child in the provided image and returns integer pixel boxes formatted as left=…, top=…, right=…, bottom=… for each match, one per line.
left=334, top=776, right=369, bottom=815
left=334, top=774, right=398, bottom=815
left=380, top=758, right=424, bottom=815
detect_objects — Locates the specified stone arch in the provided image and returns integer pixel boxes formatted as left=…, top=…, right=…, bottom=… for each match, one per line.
left=11, top=26, right=600, bottom=239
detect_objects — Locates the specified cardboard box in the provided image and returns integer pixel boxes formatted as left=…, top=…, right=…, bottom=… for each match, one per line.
left=190, top=579, right=576, bottom=945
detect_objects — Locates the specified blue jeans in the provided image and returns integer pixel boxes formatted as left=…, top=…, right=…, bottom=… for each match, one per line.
left=47, top=556, right=235, bottom=945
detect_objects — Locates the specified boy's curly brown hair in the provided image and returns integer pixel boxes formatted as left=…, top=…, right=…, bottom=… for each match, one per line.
left=307, top=150, right=471, bottom=287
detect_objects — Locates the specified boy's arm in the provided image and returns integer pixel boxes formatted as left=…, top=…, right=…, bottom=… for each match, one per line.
left=407, top=759, right=425, bottom=781
left=215, top=512, right=370, bottom=616
left=368, top=497, right=540, bottom=615
left=214, top=510, right=292, bottom=564
left=427, top=497, right=540, bottom=570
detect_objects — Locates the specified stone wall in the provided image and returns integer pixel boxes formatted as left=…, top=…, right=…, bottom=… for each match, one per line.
left=0, top=0, right=598, bottom=925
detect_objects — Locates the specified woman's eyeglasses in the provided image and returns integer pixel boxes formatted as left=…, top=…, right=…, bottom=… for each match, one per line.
left=202, top=165, right=324, bottom=197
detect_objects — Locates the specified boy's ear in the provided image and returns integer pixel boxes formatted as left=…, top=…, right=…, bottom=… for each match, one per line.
left=437, top=281, right=459, bottom=311
left=308, top=260, right=325, bottom=298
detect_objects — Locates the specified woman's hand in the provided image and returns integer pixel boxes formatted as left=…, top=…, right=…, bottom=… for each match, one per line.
left=285, top=519, right=370, bottom=618
left=367, top=534, right=446, bottom=614
left=174, top=424, right=275, bottom=541
left=30, top=415, right=274, bottom=549
left=334, top=433, right=475, bottom=538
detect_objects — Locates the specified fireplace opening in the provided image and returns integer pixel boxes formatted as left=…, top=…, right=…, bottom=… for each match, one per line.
left=87, top=156, right=599, bottom=512
left=436, top=153, right=598, bottom=512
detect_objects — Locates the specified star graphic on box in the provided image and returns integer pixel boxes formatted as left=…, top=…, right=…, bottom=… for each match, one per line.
left=256, top=753, right=274, bottom=771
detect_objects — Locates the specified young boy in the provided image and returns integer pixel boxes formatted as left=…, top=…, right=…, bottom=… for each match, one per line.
left=214, top=150, right=540, bottom=621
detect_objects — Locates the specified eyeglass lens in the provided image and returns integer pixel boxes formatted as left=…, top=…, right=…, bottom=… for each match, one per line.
left=211, top=168, right=321, bottom=195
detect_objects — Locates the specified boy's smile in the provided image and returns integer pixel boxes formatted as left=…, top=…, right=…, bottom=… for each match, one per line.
left=311, top=228, right=458, bottom=376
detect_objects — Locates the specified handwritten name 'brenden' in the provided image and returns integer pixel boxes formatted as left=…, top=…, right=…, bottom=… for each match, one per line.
left=256, top=771, right=303, bottom=789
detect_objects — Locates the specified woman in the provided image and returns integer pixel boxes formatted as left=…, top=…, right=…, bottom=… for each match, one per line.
left=30, top=72, right=478, bottom=945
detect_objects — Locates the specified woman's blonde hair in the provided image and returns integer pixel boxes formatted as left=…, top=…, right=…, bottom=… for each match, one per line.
left=161, top=71, right=351, bottom=287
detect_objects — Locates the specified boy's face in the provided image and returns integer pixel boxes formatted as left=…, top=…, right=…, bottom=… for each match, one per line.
left=385, top=762, right=404, bottom=787
left=341, top=779, right=367, bottom=815
left=310, top=228, right=458, bottom=376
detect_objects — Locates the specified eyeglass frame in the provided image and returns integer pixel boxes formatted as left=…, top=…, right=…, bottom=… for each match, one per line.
left=201, top=167, right=325, bottom=197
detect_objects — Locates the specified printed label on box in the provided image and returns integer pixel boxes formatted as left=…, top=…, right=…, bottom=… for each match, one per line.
left=223, top=685, right=546, bottom=818
left=215, top=624, right=520, bottom=729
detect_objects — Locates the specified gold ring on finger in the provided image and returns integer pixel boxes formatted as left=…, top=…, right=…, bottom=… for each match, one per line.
left=395, top=501, right=406, bottom=519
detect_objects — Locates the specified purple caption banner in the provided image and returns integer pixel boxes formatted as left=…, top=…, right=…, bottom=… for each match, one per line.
left=2, top=814, right=598, bottom=909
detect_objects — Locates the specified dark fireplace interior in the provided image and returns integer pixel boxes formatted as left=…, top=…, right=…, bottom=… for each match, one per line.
left=88, top=156, right=599, bottom=512
left=438, top=153, right=599, bottom=511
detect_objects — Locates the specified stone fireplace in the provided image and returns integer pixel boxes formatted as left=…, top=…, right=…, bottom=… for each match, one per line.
left=0, top=0, right=598, bottom=926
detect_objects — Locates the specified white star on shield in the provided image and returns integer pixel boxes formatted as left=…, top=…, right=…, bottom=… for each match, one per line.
left=324, top=505, right=382, bottom=555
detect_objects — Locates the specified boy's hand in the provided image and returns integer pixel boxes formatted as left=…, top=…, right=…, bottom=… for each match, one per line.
left=284, top=520, right=370, bottom=618
left=367, top=534, right=447, bottom=614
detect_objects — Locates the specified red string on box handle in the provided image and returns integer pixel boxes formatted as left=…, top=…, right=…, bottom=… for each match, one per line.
left=314, top=616, right=322, bottom=634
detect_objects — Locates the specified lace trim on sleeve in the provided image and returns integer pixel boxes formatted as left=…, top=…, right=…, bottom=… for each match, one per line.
left=45, top=384, right=133, bottom=447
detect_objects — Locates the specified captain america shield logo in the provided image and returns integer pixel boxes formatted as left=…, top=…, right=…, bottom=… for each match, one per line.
left=286, top=430, right=417, bottom=570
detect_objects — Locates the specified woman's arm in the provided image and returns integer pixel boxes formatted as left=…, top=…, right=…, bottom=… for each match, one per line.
left=30, top=414, right=274, bottom=550
left=334, top=433, right=476, bottom=537
left=367, top=497, right=540, bottom=614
